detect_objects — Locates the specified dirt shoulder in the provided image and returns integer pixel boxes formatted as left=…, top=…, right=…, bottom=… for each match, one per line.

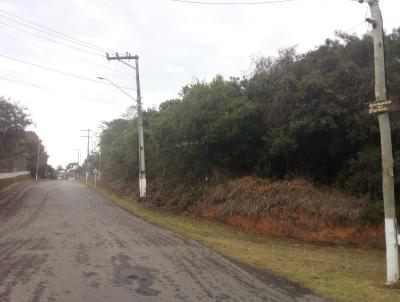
left=0, top=178, right=33, bottom=208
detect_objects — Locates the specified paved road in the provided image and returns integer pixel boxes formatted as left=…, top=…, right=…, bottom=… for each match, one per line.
left=0, top=181, right=328, bottom=302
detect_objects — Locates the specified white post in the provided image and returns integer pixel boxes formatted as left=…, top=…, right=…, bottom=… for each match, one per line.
left=98, top=153, right=101, bottom=180
left=35, top=139, right=40, bottom=181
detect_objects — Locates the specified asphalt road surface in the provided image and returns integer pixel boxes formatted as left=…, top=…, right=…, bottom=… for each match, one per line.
left=0, top=181, right=329, bottom=302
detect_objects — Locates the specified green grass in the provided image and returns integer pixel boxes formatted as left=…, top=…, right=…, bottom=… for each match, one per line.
left=86, top=182, right=400, bottom=302
left=0, top=175, right=31, bottom=191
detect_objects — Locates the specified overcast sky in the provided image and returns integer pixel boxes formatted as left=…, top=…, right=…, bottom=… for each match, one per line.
left=1, top=0, right=399, bottom=168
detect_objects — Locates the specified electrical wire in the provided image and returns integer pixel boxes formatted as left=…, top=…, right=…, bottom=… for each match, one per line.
left=0, top=75, right=127, bottom=106
left=169, top=0, right=296, bottom=4
left=0, top=75, right=44, bottom=90
left=0, top=20, right=104, bottom=57
left=344, top=21, right=366, bottom=33
left=0, top=32, right=133, bottom=77
left=0, top=13, right=106, bottom=54
left=0, top=8, right=111, bottom=53
left=0, top=53, right=135, bottom=91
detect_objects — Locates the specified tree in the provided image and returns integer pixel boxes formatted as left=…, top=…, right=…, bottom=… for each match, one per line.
left=96, top=28, right=400, bottom=218
left=0, top=97, right=32, bottom=171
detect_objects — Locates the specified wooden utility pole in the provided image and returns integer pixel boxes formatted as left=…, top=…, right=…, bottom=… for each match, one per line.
left=358, top=0, right=399, bottom=284
left=105, top=52, right=147, bottom=198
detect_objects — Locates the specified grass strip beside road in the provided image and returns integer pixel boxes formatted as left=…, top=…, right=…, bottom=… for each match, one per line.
left=87, top=182, right=400, bottom=302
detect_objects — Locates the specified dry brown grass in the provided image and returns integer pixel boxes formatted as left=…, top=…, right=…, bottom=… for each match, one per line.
left=202, top=177, right=366, bottom=225
left=99, top=175, right=368, bottom=227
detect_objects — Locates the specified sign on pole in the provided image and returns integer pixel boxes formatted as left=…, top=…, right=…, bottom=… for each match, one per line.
left=93, top=169, right=98, bottom=188
left=368, top=100, right=400, bottom=114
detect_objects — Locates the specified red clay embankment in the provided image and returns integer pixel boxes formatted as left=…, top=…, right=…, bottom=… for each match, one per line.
left=99, top=176, right=385, bottom=249
left=195, top=177, right=384, bottom=248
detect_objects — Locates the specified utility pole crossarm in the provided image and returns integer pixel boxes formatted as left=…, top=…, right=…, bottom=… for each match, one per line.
left=106, top=53, right=138, bottom=69
left=106, top=52, right=138, bottom=61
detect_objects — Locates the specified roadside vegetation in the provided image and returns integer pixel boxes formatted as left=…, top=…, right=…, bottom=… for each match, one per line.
left=85, top=29, right=400, bottom=225
left=80, top=29, right=400, bottom=297
left=87, top=181, right=400, bottom=302
left=0, top=97, right=54, bottom=178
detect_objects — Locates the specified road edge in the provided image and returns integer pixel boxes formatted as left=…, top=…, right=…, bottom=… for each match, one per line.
left=81, top=180, right=332, bottom=302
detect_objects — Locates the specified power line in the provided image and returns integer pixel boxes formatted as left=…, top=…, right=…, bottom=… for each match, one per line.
left=0, top=31, right=133, bottom=77
left=0, top=20, right=103, bottom=57
left=168, top=0, right=296, bottom=4
left=0, top=75, right=44, bottom=90
left=0, top=8, right=111, bottom=53
left=0, top=13, right=106, bottom=53
left=343, top=21, right=366, bottom=34
left=0, top=75, right=127, bottom=106
left=0, top=53, right=135, bottom=91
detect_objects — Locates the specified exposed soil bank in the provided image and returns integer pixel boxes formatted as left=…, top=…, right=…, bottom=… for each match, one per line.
left=99, top=176, right=385, bottom=249
left=199, top=206, right=384, bottom=248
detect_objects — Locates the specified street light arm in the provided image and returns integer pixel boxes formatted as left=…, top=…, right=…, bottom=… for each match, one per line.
left=97, top=76, right=138, bottom=105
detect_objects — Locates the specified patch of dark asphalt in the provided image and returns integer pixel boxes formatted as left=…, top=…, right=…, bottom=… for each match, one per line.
left=112, top=254, right=161, bottom=297
left=76, top=243, right=90, bottom=265
left=30, top=237, right=53, bottom=251
left=31, top=281, right=46, bottom=302
left=82, top=271, right=98, bottom=279
left=90, top=280, right=100, bottom=289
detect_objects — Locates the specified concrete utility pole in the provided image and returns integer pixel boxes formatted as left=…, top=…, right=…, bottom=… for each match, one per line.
left=81, top=129, right=91, bottom=183
left=104, top=52, right=147, bottom=198
left=35, top=138, right=41, bottom=181
left=357, top=0, right=399, bottom=284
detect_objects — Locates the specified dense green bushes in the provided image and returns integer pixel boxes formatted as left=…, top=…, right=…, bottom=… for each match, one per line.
left=96, top=29, right=400, bottom=220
